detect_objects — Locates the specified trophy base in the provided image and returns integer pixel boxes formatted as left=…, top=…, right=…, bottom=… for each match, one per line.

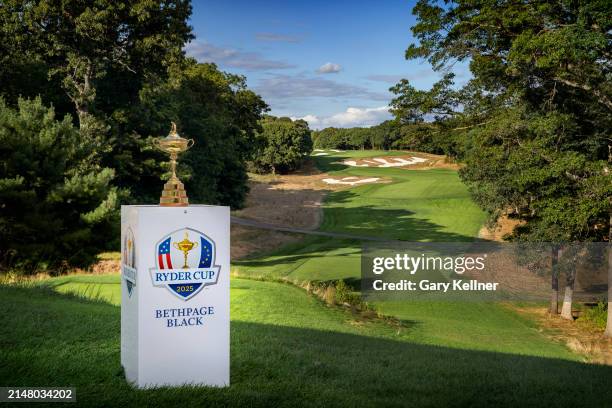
left=160, top=177, right=189, bottom=207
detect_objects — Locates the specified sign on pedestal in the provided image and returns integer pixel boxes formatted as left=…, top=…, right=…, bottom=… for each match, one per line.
left=120, top=205, right=230, bottom=388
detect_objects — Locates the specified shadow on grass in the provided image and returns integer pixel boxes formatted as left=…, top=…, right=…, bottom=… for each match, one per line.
left=1, top=284, right=610, bottom=407
left=234, top=196, right=487, bottom=272
left=234, top=237, right=362, bottom=269
left=234, top=157, right=488, bottom=270
left=323, top=188, right=489, bottom=242
left=313, top=155, right=350, bottom=173
left=238, top=179, right=469, bottom=243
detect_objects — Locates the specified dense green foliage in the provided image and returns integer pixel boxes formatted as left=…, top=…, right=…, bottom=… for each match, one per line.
left=250, top=116, right=312, bottom=174
left=135, top=60, right=268, bottom=207
left=0, top=98, right=117, bottom=272
left=0, top=0, right=269, bottom=208
left=0, top=0, right=193, bottom=132
left=391, top=0, right=611, bottom=242
left=312, top=121, right=451, bottom=154
left=0, top=1, right=269, bottom=270
left=313, top=126, right=375, bottom=150
left=581, top=301, right=608, bottom=330
left=2, top=275, right=611, bottom=407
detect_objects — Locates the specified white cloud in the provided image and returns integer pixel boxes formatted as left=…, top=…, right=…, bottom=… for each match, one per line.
left=255, top=73, right=388, bottom=101
left=185, top=40, right=295, bottom=71
left=316, top=62, right=342, bottom=74
left=292, top=106, right=391, bottom=130
left=298, top=114, right=320, bottom=124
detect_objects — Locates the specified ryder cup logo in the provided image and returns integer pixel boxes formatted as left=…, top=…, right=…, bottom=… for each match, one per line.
left=150, top=227, right=221, bottom=300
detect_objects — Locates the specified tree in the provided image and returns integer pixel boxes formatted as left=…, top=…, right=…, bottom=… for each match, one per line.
left=0, top=2, right=268, bottom=211
left=251, top=116, right=312, bottom=174
left=0, top=98, right=117, bottom=272
left=311, top=120, right=451, bottom=153
left=312, top=126, right=382, bottom=150
left=0, top=0, right=193, bottom=135
left=369, top=121, right=392, bottom=150
left=395, top=0, right=611, bottom=326
left=390, top=74, right=461, bottom=124
left=313, top=127, right=344, bottom=149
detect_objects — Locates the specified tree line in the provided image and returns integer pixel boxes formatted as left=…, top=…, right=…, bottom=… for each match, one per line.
left=394, top=0, right=611, bottom=336
left=312, top=120, right=453, bottom=154
left=0, top=0, right=311, bottom=272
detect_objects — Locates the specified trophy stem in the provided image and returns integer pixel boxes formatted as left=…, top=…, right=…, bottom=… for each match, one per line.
left=170, top=153, right=178, bottom=179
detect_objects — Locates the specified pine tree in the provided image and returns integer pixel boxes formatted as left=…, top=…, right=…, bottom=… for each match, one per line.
left=0, top=98, right=117, bottom=272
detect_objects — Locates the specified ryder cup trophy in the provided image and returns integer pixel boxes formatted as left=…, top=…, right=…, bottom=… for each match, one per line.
left=153, top=122, right=194, bottom=206
left=121, top=122, right=230, bottom=388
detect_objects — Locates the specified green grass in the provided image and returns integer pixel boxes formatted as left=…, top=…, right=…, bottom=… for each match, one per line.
left=232, top=150, right=603, bottom=362
left=1, top=275, right=611, bottom=407
left=236, top=150, right=507, bottom=353
left=235, top=150, right=486, bottom=281
left=3, top=150, right=609, bottom=406
left=314, top=150, right=486, bottom=241
left=233, top=236, right=580, bottom=355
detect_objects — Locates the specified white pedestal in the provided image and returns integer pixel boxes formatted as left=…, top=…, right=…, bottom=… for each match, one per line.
left=120, top=205, right=230, bottom=388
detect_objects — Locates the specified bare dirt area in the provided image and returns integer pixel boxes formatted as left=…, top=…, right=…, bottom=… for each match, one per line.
left=478, top=215, right=522, bottom=241
left=231, top=161, right=330, bottom=259
left=230, top=227, right=303, bottom=260
left=233, top=161, right=328, bottom=230
left=90, top=259, right=120, bottom=274
left=511, top=305, right=612, bottom=365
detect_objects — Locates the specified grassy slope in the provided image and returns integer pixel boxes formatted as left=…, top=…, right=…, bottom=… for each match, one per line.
left=1, top=276, right=611, bottom=407
left=233, top=150, right=578, bottom=355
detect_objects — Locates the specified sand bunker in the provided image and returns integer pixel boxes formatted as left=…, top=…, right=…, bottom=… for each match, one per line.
left=313, top=149, right=342, bottom=155
left=322, top=177, right=381, bottom=186
left=341, top=156, right=428, bottom=168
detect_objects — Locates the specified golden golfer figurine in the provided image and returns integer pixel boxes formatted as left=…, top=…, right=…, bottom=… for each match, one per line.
left=173, top=231, right=199, bottom=269
left=153, top=122, right=195, bottom=206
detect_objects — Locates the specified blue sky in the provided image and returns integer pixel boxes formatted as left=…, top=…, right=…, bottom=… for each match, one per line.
left=187, top=0, right=469, bottom=129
